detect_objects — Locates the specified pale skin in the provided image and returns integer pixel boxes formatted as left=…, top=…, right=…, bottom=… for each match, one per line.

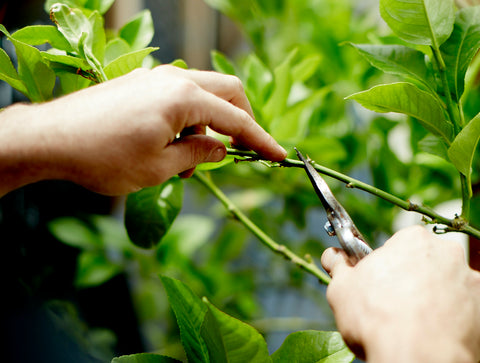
left=321, top=225, right=480, bottom=363
left=0, top=64, right=286, bottom=196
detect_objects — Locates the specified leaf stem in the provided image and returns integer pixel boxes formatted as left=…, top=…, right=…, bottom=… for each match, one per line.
left=226, top=148, right=480, bottom=240
left=193, top=171, right=331, bottom=285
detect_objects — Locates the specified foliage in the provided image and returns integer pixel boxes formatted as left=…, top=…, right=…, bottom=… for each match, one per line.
left=3, top=0, right=480, bottom=362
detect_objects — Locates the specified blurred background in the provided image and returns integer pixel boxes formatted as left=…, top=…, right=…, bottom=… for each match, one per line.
left=1, top=0, right=480, bottom=362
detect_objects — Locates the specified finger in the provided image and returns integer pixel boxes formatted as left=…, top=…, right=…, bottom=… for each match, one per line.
left=183, top=86, right=286, bottom=161
left=321, top=247, right=353, bottom=277
left=159, top=134, right=226, bottom=180
left=157, top=65, right=255, bottom=119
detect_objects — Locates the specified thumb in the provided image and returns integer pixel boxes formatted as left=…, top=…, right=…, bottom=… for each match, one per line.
left=162, top=134, right=226, bottom=178
left=321, top=247, right=353, bottom=277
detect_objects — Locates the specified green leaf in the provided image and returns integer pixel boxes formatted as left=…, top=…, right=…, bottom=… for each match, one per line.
left=75, top=251, right=121, bottom=288
left=170, top=58, right=189, bottom=69
left=0, top=47, right=27, bottom=94
left=263, top=49, right=298, bottom=121
left=271, top=331, right=354, bottom=363
left=45, top=0, right=87, bottom=13
left=50, top=3, right=92, bottom=53
left=349, top=43, right=432, bottom=91
left=124, top=178, right=183, bottom=249
left=104, top=38, right=131, bottom=65
left=112, top=353, right=182, bottom=363
left=104, top=47, right=158, bottom=79
left=202, top=299, right=272, bottom=363
left=12, top=25, right=73, bottom=51
left=160, top=276, right=210, bottom=363
left=448, top=112, right=480, bottom=189
left=196, top=155, right=235, bottom=171
left=88, top=10, right=106, bottom=64
left=211, top=50, right=236, bottom=75
left=346, top=82, right=453, bottom=143
left=379, top=0, right=455, bottom=47
left=119, top=9, right=155, bottom=51
left=85, top=0, right=116, bottom=14
left=419, top=134, right=450, bottom=161
left=244, top=53, right=273, bottom=106
left=291, top=54, right=322, bottom=83
left=440, top=6, right=480, bottom=101
left=0, top=31, right=55, bottom=102
left=41, top=51, right=91, bottom=70
left=49, top=217, right=99, bottom=250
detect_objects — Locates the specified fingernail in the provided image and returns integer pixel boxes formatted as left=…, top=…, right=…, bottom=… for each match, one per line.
left=206, top=146, right=226, bottom=162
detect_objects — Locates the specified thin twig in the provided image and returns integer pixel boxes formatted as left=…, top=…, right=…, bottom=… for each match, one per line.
left=227, top=148, right=480, bottom=240
left=193, top=171, right=331, bottom=285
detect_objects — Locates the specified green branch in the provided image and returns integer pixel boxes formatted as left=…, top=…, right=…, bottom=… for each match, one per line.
left=227, top=148, right=480, bottom=240
left=193, top=171, right=331, bottom=285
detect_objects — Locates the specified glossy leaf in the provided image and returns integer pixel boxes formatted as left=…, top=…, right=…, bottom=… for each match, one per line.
left=104, top=47, right=158, bottom=79
left=440, top=6, right=480, bottom=101
left=160, top=276, right=210, bottom=363
left=448, top=112, right=480, bottom=188
left=379, top=0, right=455, bottom=47
left=0, top=26, right=55, bottom=102
left=244, top=53, right=273, bottom=107
left=202, top=299, right=272, bottom=363
left=104, top=38, right=131, bottom=66
left=50, top=3, right=91, bottom=53
left=41, top=51, right=90, bottom=70
left=119, top=10, right=155, bottom=51
left=88, top=10, right=106, bottom=64
left=112, top=353, right=182, bottom=363
left=124, top=178, right=183, bottom=249
left=45, top=0, right=87, bottom=13
left=271, top=331, right=354, bottom=363
left=12, top=25, right=73, bottom=51
left=0, top=47, right=27, bottom=94
left=346, top=82, right=453, bottom=142
left=349, top=43, right=432, bottom=91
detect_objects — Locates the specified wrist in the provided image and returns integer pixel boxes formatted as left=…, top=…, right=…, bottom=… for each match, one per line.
left=0, top=102, right=59, bottom=196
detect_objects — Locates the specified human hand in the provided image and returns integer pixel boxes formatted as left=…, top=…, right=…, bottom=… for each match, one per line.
left=0, top=65, right=286, bottom=196
left=321, top=225, right=480, bottom=363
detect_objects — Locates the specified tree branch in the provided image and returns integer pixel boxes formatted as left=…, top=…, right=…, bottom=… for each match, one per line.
left=227, top=148, right=480, bottom=240
left=193, top=171, right=331, bottom=285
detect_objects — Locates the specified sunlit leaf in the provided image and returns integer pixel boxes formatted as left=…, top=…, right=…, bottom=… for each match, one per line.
left=124, top=178, right=183, bottom=249
left=244, top=53, right=273, bottom=106
left=112, top=353, right=181, bottom=363
left=88, top=10, right=106, bottom=64
left=346, top=82, right=453, bottom=143
left=12, top=25, right=73, bottom=51
left=196, top=155, right=235, bottom=171
left=160, top=276, right=210, bottom=363
left=0, top=47, right=27, bottom=94
left=104, top=38, right=131, bottom=65
left=379, top=0, right=455, bottom=47
left=448, top=112, right=480, bottom=192
left=119, top=9, right=155, bottom=51
left=349, top=43, right=432, bottom=91
left=202, top=299, right=272, bottom=363
left=104, top=47, right=158, bottom=79
left=271, top=331, right=354, bottom=363
left=291, top=54, right=322, bottom=83
left=440, top=6, right=480, bottom=101
left=170, top=58, right=188, bottom=69
left=50, top=3, right=91, bottom=53
left=0, top=26, right=55, bottom=102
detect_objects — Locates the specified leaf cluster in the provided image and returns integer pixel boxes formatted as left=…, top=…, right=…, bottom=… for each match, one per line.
left=0, top=0, right=157, bottom=102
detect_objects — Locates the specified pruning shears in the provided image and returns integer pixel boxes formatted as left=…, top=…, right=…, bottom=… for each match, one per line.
left=295, top=148, right=372, bottom=265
